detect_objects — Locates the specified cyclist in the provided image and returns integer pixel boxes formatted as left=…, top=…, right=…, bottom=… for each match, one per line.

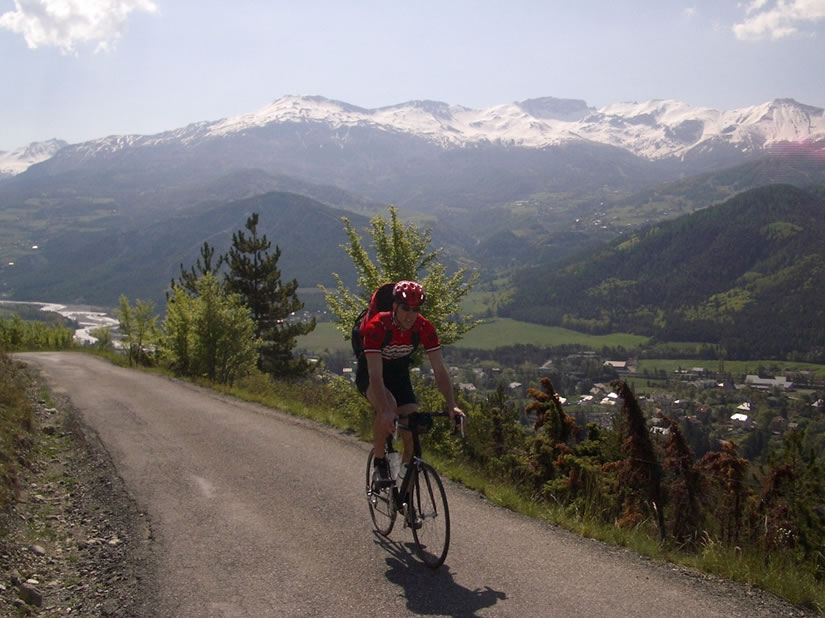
left=356, top=280, right=465, bottom=488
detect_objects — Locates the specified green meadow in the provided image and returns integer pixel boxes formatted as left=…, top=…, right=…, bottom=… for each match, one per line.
left=636, top=358, right=825, bottom=380
left=297, top=318, right=649, bottom=354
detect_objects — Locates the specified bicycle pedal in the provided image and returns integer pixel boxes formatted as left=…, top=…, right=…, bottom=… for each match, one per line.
left=405, top=514, right=423, bottom=530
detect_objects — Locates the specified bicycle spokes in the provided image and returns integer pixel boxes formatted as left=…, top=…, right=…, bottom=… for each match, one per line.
left=410, top=462, right=450, bottom=568
left=366, top=448, right=397, bottom=536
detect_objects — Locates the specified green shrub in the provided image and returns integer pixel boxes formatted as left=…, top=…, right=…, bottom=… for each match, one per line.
left=0, top=354, right=35, bottom=510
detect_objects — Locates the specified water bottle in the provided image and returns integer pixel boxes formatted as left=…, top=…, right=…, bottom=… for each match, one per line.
left=387, top=451, right=401, bottom=481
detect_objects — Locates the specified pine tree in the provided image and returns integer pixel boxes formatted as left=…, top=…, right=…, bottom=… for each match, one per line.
left=614, top=380, right=666, bottom=540
left=224, top=213, right=316, bottom=376
left=171, top=241, right=225, bottom=297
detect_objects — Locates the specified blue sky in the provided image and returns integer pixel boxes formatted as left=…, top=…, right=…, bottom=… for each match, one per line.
left=2, top=0, right=825, bottom=151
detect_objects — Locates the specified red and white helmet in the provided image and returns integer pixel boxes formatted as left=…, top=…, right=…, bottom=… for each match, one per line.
left=393, top=280, right=426, bottom=307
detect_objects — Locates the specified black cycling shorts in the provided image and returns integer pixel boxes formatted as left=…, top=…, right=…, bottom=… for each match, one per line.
left=356, top=356, right=417, bottom=407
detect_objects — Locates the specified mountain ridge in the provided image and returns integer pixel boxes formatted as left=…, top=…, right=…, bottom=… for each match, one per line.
left=0, top=190, right=369, bottom=308
left=5, top=95, right=824, bottom=178
left=0, top=139, right=68, bottom=177
left=502, top=184, right=825, bottom=361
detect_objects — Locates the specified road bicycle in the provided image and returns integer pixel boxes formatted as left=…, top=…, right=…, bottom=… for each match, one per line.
left=365, top=411, right=460, bottom=569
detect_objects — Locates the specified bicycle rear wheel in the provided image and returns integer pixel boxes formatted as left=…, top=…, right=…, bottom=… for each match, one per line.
left=366, top=448, right=396, bottom=536
left=410, top=461, right=450, bottom=568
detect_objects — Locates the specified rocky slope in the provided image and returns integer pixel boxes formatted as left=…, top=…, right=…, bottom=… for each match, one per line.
left=0, top=376, right=154, bottom=616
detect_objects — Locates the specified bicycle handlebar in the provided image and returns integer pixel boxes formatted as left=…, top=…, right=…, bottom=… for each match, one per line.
left=395, top=411, right=465, bottom=438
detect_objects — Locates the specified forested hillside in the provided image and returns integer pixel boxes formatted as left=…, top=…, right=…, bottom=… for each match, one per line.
left=2, top=191, right=369, bottom=307
left=502, top=184, right=825, bottom=361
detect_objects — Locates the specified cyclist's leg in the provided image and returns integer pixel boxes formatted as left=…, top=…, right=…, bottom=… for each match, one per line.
left=388, top=367, right=418, bottom=463
left=397, top=402, right=418, bottom=463
left=366, top=385, right=398, bottom=458
left=374, top=361, right=417, bottom=461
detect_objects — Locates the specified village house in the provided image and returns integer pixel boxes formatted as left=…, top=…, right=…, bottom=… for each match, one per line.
left=745, top=375, right=794, bottom=391
left=604, top=360, right=628, bottom=373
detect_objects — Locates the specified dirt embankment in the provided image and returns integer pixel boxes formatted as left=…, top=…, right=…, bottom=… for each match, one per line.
left=0, top=375, right=155, bottom=616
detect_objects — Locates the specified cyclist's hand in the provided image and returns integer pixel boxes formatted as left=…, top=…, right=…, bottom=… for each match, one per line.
left=449, top=406, right=466, bottom=434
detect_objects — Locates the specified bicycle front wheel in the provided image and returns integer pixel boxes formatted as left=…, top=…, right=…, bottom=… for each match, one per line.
left=410, top=461, right=450, bottom=568
left=366, top=448, right=396, bottom=536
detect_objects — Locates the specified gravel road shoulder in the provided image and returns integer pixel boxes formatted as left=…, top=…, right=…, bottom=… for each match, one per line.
left=2, top=360, right=820, bottom=617
left=0, top=371, right=156, bottom=616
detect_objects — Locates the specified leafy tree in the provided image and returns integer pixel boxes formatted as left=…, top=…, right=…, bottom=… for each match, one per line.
left=322, top=205, right=479, bottom=346
left=0, top=315, right=74, bottom=351
left=116, top=295, right=159, bottom=366
left=89, top=326, right=113, bottom=349
left=224, top=213, right=316, bottom=377
left=0, top=315, right=25, bottom=350
left=162, top=286, right=194, bottom=375
left=161, top=272, right=260, bottom=384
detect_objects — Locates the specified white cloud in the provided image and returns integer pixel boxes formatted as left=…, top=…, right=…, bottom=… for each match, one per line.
left=743, top=0, right=770, bottom=14
left=683, top=7, right=698, bottom=19
left=0, top=0, right=158, bottom=54
left=733, top=0, right=825, bottom=40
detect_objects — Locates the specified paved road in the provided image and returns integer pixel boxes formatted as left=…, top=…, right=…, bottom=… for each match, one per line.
left=18, top=353, right=803, bottom=617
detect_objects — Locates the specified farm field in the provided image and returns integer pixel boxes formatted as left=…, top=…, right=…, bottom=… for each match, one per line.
left=452, top=318, right=649, bottom=350
left=636, top=358, right=825, bottom=381
left=297, top=318, right=649, bottom=354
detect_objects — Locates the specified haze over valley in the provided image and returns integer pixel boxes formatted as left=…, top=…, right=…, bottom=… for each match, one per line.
left=3, top=1, right=825, bottom=362
left=0, top=92, right=823, bottom=361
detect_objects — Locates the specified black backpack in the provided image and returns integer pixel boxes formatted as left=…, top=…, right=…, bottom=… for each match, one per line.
left=351, top=282, right=419, bottom=358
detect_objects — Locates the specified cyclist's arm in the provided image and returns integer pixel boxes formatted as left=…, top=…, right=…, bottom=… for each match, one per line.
left=427, top=348, right=464, bottom=419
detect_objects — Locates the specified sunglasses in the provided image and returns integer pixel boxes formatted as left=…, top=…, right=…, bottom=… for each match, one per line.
left=398, top=304, right=421, bottom=313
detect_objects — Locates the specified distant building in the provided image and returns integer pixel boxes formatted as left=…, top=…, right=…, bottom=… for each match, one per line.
left=604, top=360, right=628, bottom=373
left=745, top=375, right=793, bottom=391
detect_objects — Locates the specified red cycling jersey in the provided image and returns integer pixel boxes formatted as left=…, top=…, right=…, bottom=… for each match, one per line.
left=362, top=311, right=440, bottom=360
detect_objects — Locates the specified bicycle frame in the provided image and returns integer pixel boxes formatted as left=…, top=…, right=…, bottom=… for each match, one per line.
left=367, top=411, right=458, bottom=568
left=387, top=411, right=459, bottom=511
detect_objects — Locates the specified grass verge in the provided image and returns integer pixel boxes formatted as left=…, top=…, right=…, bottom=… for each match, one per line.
left=12, top=350, right=824, bottom=613
left=0, top=354, right=36, bottom=512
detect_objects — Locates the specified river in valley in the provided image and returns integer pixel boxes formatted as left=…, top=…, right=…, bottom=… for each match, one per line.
left=0, top=300, right=119, bottom=344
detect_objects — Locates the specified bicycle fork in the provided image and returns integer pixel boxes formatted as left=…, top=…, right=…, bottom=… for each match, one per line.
left=396, top=457, right=422, bottom=526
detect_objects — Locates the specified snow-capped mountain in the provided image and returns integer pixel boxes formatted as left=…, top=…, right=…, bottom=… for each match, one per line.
left=7, top=95, right=824, bottom=179
left=0, top=139, right=67, bottom=177
left=5, top=95, right=824, bottom=218
left=195, top=94, right=825, bottom=158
